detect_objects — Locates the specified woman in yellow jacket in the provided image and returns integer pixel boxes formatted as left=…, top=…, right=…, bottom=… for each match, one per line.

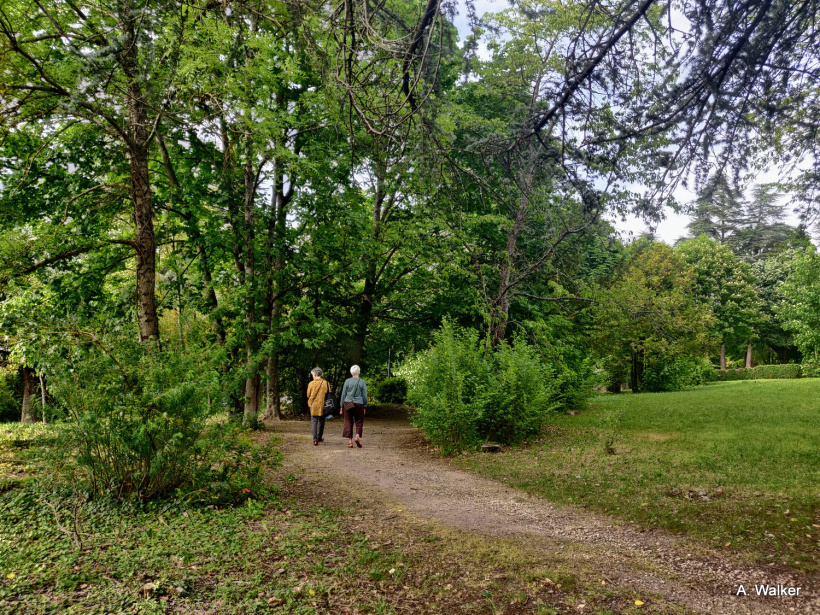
left=306, top=367, right=331, bottom=446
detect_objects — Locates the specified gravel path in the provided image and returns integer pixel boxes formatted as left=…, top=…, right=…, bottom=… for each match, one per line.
left=269, top=412, right=818, bottom=614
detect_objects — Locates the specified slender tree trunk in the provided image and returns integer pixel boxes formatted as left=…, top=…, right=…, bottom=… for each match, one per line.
left=264, top=162, right=292, bottom=420
left=490, top=152, right=535, bottom=346
left=629, top=352, right=639, bottom=392
left=242, top=146, right=260, bottom=424
left=266, top=353, right=281, bottom=420
left=21, top=368, right=37, bottom=423
left=491, top=203, right=526, bottom=345
left=39, top=374, right=46, bottom=424
left=351, top=271, right=376, bottom=367
left=121, top=23, right=159, bottom=343
left=350, top=167, right=386, bottom=368
left=745, top=343, right=752, bottom=368
left=297, top=367, right=308, bottom=414
left=720, top=341, right=726, bottom=370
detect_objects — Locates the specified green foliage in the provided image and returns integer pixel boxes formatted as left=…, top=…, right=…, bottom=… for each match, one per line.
left=641, top=355, right=715, bottom=392
left=0, top=365, right=21, bottom=423
left=41, top=331, right=277, bottom=500
left=801, top=363, right=820, bottom=378
left=375, top=377, right=407, bottom=405
left=479, top=337, right=561, bottom=445
left=715, top=364, right=802, bottom=381
left=713, top=367, right=755, bottom=381
left=778, top=248, right=820, bottom=361
left=403, top=322, right=559, bottom=453
left=592, top=242, right=712, bottom=392
left=753, top=363, right=802, bottom=379
left=677, top=235, right=765, bottom=351
left=402, top=323, right=486, bottom=454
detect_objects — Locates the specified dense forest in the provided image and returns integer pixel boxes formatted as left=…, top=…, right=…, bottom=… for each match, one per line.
left=2, top=0, right=820, bottom=480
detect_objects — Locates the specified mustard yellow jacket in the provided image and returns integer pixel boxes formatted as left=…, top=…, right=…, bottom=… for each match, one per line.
left=307, top=378, right=330, bottom=416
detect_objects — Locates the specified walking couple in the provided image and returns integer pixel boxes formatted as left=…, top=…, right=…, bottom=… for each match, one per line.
left=306, top=365, right=367, bottom=448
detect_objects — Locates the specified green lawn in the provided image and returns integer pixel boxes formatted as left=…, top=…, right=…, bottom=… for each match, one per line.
left=456, top=380, right=820, bottom=570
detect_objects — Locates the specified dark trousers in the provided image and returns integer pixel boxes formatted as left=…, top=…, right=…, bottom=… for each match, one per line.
left=342, top=404, right=364, bottom=439
left=311, top=415, right=326, bottom=442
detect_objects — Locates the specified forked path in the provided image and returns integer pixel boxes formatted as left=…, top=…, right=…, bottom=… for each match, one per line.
left=268, top=412, right=817, bottom=615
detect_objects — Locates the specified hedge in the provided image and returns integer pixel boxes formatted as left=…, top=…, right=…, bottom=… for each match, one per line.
left=714, top=364, right=808, bottom=381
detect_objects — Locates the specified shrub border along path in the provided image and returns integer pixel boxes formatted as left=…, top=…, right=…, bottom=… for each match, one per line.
left=269, top=406, right=819, bottom=615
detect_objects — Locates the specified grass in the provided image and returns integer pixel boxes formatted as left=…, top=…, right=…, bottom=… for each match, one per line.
left=455, top=380, right=820, bottom=570
left=0, top=423, right=690, bottom=614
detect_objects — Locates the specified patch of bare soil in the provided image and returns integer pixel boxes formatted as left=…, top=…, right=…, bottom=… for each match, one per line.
left=266, top=411, right=818, bottom=615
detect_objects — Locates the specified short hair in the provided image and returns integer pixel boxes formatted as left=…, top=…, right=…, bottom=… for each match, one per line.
left=350, top=365, right=360, bottom=376
left=311, top=367, right=322, bottom=377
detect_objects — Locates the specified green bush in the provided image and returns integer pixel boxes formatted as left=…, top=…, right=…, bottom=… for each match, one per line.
left=402, top=322, right=559, bottom=453
left=402, top=322, right=486, bottom=454
left=0, top=364, right=21, bottom=423
left=754, top=364, right=801, bottom=379
left=376, top=377, right=407, bottom=404
left=714, top=364, right=803, bottom=381
left=642, top=355, right=712, bottom=392
left=479, top=338, right=560, bottom=444
left=45, top=331, right=277, bottom=500
left=555, top=358, right=599, bottom=408
left=801, top=363, right=820, bottom=378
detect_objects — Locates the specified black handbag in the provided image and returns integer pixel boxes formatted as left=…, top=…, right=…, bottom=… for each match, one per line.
left=322, top=382, right=337, bottom=417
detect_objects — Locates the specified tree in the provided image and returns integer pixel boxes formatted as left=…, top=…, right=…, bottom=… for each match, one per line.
left=0, top=0, right=207, bottom=341
left=592, top=242, right=711, bottom=392
left=732, top=185, right=794, bottom=261
left=686, top=173, right=745, bottom=244
left=677, top=235, right=764, bottom=368
left=777, top=248, right=820, bottom=363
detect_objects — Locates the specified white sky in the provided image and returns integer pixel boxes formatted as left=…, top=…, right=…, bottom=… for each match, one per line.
left=450, top=0, right=805, bottom=245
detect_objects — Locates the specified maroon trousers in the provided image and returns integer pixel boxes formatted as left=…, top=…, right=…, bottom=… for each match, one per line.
left=342, top=403, right=365, bottom=439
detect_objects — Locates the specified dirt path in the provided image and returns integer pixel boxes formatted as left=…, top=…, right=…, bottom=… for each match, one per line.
left=267, top=412, right=817, bottom=615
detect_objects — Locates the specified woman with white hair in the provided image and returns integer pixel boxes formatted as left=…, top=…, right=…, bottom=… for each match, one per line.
left=306, top=367, right=331, bottom=446
left=339, top=364, right=368, bottom=448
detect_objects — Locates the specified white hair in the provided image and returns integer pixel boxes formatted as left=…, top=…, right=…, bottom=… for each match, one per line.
left=311, top=367, right=322, bottom=377
left=350, top=365, right=361, bottom=376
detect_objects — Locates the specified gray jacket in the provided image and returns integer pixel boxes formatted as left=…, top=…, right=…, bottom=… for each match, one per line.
left=340, top=377, right=368, bottom=406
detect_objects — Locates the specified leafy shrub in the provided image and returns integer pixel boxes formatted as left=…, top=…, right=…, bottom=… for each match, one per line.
left=376, top=377, right=407, bottom=404
left=402, top=322, right=560, bottom=453
left=479, top=338, right=559, bottom=444
left=642, top=355, right=712, bottom=392
left=554, top=358, right=599, bottom=408
left=754, top=364, right=801, bottom=379
left=43, top=331, right=277, bottom=500
left=801, top=363, right=820, bottom=378
left=714, top=364, right=803, bottom=381
left=0, top=364, right=21, bottom=423
left=401, top=322, right=486, bottom=454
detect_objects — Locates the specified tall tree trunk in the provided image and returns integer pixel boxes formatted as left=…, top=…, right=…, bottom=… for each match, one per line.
left=264, top=162, right=292, bottom=420
left=745, top=343, right=752, bottom=368
left=490, top=152, right=535, bottom=346
left=21, top=367, right=37, bottom=424
left=121, top=23, right=159, bottom=342
left=242, top=146, right=260, bottom=424
left=297, top=367, right=308, bottom=414
left=350, top=271, right=376, bottom=367
left=39, top=374, right=46, bottom=424
left=720, top=341, right=726, bottom=370
left=491, top=203, right=526, bottom=345
left=266, top=353, right=281, bottom=420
